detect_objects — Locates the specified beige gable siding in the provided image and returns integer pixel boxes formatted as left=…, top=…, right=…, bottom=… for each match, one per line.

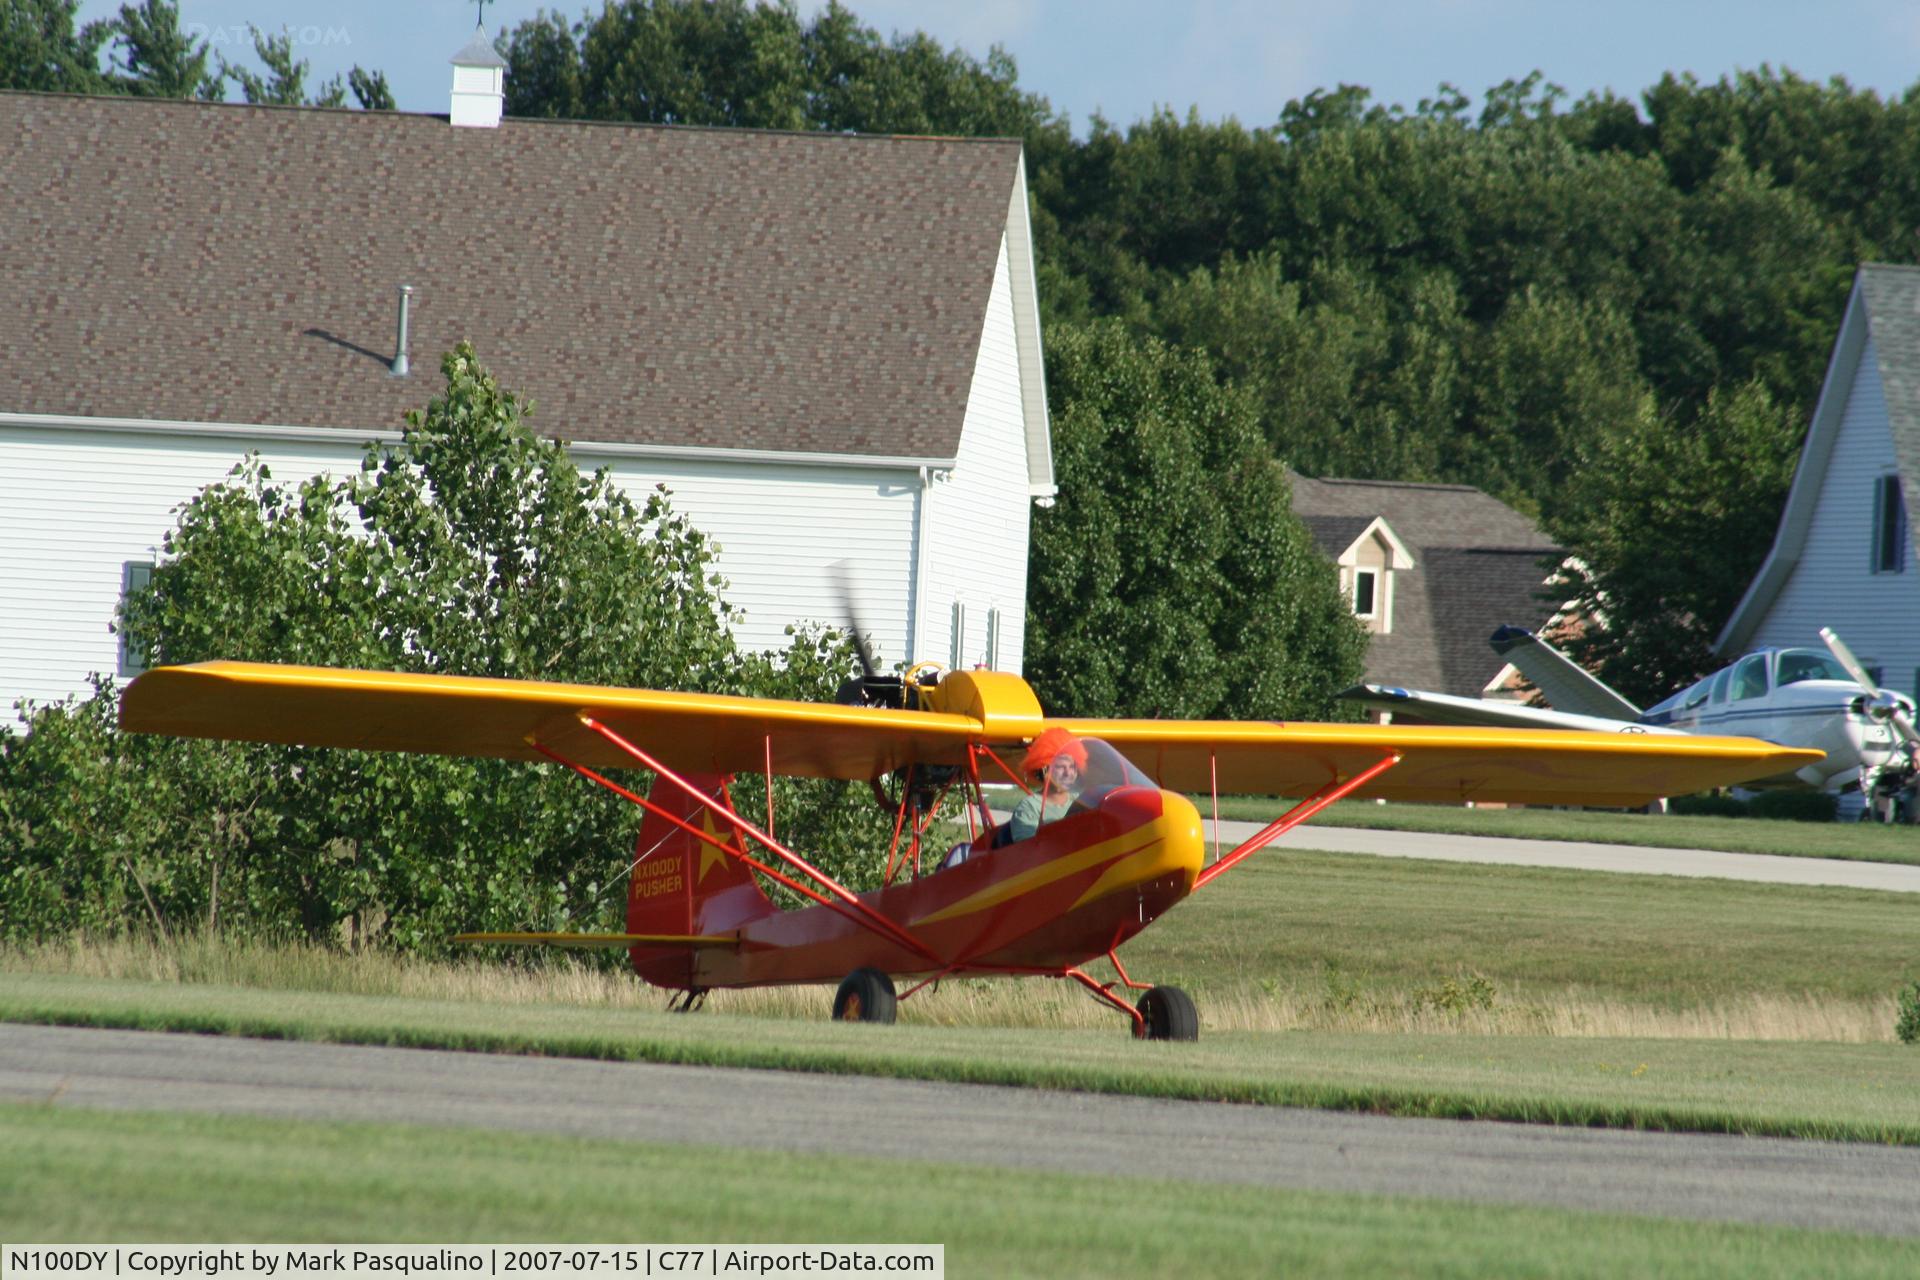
left=0, top=424, right=364, bottom=709
left=918, top=233, right=1032, bottom=674
left=1749, top=336, right=1920, bottom=693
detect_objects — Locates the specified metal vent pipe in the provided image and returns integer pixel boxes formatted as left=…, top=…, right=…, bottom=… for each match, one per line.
left=391, top=284, right=414, bottom=376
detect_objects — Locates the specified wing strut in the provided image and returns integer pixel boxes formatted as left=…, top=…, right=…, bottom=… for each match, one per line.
left=571, top=714, right=945, bottom=967
left=1193, top=752, right=1401, bottom=889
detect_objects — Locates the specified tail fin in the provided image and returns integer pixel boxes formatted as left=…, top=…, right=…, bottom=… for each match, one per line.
left=1489, top=626, right=1643, bottom=721
left=626, top=772, right=775, bottom=989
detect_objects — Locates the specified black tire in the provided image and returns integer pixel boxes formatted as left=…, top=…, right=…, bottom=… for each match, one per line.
left=832, top=967, right=898, bottom=1024
left=1136, top=985, right=1198, bottom=1041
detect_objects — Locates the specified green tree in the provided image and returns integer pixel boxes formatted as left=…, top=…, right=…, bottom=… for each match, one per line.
left=499, top=0, right=1062, bottom=139
left=1545, top=380, right=1804, bottom=705
left=1027, top=322, right=1366, bottom=720
left=100, top=0, right=216, bottom=98
left=0, top=0, right=110, bottom=93
left=2, top=1, right=393, bottom=108
left=4, top=346, right=881, bottom=947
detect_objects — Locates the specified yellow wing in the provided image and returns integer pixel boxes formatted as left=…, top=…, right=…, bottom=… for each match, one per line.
left=1051, top=717, right=1821, bottom=808
left=119, top=661, right=984, bottom=780
left=120, top=661, right=1821, bottom=806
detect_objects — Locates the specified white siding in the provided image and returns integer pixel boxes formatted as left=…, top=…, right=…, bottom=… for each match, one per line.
left=1, top=423, right=923, bottom=709
left=918, top=232, right=1033, bottom=674
left=586, top=454, right=919, bottom=665
left=1749, top=337, right=1920, bottom=695
left=0, top=425, right=364, bottom=709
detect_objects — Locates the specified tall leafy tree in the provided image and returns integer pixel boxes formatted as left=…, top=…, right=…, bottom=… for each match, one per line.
left=499, top=0, right=1062, bottom=139
left=2, top=1, right=392, bottom=108
left=210, top=22, right=393, bottom=109
left=4, top=346, right=879, bottom=947
left=101, top=0, right=216, bottom=98
left=1544, top=380, right=1804, bottom=704
left=1028, top=322, right=1366, bottom=720
left=0, top=0, right=109, bottom=93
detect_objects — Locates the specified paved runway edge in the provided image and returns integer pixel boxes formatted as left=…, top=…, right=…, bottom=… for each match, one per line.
left=5, top=1024, right=1920, bottom=1238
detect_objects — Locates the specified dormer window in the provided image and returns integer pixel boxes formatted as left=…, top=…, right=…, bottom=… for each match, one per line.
left=1353, top=569, right=1378, bottom=618
left=1335, top=517, right=1414, bottom=635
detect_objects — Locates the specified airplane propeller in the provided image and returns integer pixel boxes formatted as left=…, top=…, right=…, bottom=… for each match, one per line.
left=828, top=560, right=928, bottom=710
left=1818, top=627, right=1920, bottom=751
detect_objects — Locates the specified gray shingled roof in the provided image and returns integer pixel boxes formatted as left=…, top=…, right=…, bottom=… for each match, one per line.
left=0, top=91, right=1023, bottom=457
left=1860, top=265, right=1920, bottom=522
left=1289, top=473, right=1560, bottom=697
left=451, top=30, right=508, bottom=69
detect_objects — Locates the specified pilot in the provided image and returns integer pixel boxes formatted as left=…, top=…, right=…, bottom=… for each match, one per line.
left=1006, top=728, right=1088, bottom=842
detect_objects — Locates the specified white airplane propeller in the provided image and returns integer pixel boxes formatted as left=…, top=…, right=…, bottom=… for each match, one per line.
left=1818, top=627, right=1920, bottom=754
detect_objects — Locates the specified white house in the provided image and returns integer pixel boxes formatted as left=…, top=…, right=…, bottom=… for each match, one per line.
left=1715, top=264, right=1920, bottom=694
left=0, top=38, right=1052, bottom=710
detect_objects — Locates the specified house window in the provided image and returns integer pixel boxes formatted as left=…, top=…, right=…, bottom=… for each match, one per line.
left=1352, top=569, right=1378, bottom=618
left=117, top=561, right=155, bottom=677
left=1873, top=474, right=1907, bottom=573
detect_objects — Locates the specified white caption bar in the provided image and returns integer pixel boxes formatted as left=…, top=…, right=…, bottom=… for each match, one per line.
left=2, top=1248, right=942, bottom=1280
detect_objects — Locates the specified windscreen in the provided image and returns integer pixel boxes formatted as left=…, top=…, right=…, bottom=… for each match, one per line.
left=1775, top=649, right=1853, bottom=687
left=1074, top=737, right=1157, bottom=806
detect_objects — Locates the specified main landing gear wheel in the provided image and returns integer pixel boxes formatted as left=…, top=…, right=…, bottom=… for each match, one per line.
left=1136, top=985, right=1198, bottom=1041
left=833, top=967, right=898, bottom=1024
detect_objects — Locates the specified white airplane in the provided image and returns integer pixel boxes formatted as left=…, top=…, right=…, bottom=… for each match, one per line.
left=1342, top=626, right=1920, bottom=812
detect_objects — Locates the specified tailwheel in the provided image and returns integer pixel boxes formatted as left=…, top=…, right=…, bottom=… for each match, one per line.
left=1136, top=985, right=1198, bottom=1041
left=832, top=967, right=898, bottom=1024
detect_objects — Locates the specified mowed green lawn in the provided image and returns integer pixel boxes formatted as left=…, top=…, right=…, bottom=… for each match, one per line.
left=1125, top=848, right=1917, bottom=1005
left=1211, top=797, right=1920, bottom=864
left=6, top=1105, right=1918, bottom=1279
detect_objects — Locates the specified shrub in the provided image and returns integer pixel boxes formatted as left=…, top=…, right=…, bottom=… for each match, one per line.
left=1897, top=981, right=1920, bottom=1045
left=1748, top=790, right=1840, bottom=823
left=1670, top=791, right=1749, bottom=818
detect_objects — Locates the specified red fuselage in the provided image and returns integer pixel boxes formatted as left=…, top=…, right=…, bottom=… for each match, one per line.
left=658, top=785, right=1205, bottom=988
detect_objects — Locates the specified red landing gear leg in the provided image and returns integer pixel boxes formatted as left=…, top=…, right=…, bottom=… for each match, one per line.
left=1065, top=967, right=1148, bottom=1037
left=1065, top=961, right=1200, bottom=1042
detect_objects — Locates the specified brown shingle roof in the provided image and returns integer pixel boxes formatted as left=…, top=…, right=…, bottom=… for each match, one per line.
left=0, top=91, right=1024, bottom=457
left=1290, top=475, right=1555, bottom=551
left=1290, top=473, right=1560, bottom=697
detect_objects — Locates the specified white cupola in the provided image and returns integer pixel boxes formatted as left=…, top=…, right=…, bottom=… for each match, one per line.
left=450, top=27, right=506, bottom=128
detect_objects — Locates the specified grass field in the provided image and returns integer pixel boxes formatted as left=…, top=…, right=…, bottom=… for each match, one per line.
left=7, top=850, right=1920, bottom=1143
left=1210, top=797, right=1920, bottom=864
left=9, top=1105, right=1917, bottom=1278
left=10, top=850, right=1920, bottom=1268
left=16, top=848, right=1910, bottom=1038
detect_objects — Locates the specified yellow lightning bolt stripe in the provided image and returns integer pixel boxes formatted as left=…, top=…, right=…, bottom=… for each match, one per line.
left=910, top=823, right=1166, bottom=927
left=1068, top=837, right=1190, bottom=911
left=697, top=809, right=733, bottom=884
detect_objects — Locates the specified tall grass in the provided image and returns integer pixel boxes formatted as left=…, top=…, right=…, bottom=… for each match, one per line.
left=2, top=932, right=1901, bottom=1042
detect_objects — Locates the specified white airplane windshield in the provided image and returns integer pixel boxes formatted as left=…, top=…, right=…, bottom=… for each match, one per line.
left=1775, top=649, right=1853, bottom=686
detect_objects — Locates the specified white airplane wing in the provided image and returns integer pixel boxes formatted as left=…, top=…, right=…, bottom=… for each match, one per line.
left=1488, top=626, right=1644, bottom=721
left=1339, top=683, right=1684, bottom=736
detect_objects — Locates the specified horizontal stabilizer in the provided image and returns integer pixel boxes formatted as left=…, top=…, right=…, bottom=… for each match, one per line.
left=1487, top=626, right=1642, bottom=721
left=453, top=931, right=738, bottom=950
left=1339, top=684, right=1684, bottom=736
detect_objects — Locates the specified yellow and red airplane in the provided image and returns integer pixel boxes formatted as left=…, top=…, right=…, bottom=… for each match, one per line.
left=121, top=660, right=1819, bottom=1039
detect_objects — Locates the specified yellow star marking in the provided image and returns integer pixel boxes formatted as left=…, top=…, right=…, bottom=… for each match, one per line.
left=697, top=809, right=734, bottom=885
